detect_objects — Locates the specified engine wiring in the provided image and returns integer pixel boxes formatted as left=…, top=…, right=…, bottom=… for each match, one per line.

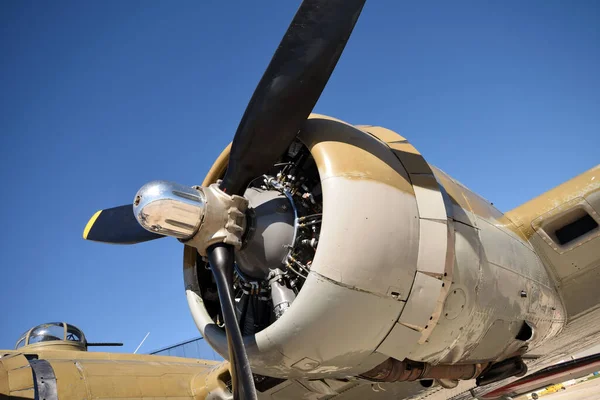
left=230, top=140, right=323, bottom=335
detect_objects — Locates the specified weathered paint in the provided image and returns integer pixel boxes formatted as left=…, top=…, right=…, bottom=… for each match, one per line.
left=362, top=124, right=565, bottom=365
left=186, top=115, right=422, bottom=378
left=505, top=166, right=600, bottom=320
left=0, top=349, right=222, bottom=399
left=185, top=115, right=566, bottom=381
left=192, top=361, right=234, bottom=399
left=303, top=116, right=415, bottom=194
left=3, top=116, right=595, bottom=399
left=360, top=125, right=455, bottom=350
left=506, top=166, right=599, bottom=239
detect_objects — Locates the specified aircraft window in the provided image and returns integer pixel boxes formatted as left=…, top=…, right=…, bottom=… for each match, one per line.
left=28, top=323, right=65, bottom=344
left=15, top=330, right=28, bottom=349
left=15, top=337, right=26, bottom=349
left=555, top=213, right=598, bottom=245
left=66, top=325, right=84, bottom=342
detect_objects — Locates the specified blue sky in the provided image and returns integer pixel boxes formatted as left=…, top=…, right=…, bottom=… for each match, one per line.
left=0, top=1, right=598, bottom=358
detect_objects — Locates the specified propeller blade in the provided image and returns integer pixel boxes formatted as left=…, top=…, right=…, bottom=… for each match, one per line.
left=207, top=244, right=257, bottom=400
left=212, top=1, right=367, bottom=397
left=83, top=4, right=366, bottom=399
left=83, top=205, right=164, bottom=244
left=220, top=0, right=366, bottom=195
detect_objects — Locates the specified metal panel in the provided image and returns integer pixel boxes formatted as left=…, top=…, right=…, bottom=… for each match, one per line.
left=49, top=361, right=89, bottom=399
left=87, top=375, right=119, bottom=398
left=271, top=380, right=324, bottom=400
left=7, top=367, right=32, bottom=392
left=9, top=389, right=34, bottom=398
left=388, top=142, right=431, bottom=175
left=561, top=263, right=600, bottom=317
left=160, top=373, right=194, bottom=397
left=1, top=354, right=30, bottom=371
left=358, top=125, right=407, bottom=143
left=137, top=376, right=165, bottom=397
left=430, top=166, right=478, bottom=227
left=478, top=218, right=552, bottom=287
left=314, top=179, right=419, bottom=297
left=399, top=272, right=444, bottom=328
left=408, top=222, right=479, bottom=363
left=411, top=173, right=448, bottom=221
left=468, top=319, right=522, bottom=361
left=416, top=219, right=448, bottom=275
left=29, top=360, right=58, bottom=400
left=272, top=274, right=405, bottom=376
left=110, top=375, right=146, bottom=398
left=377, top=322, right=422, bottom=361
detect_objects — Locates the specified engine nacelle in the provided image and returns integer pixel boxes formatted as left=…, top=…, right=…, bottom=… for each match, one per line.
left=184, top=115, right=565, bottom=379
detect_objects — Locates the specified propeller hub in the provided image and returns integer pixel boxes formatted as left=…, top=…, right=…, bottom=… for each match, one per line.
left=133, top=180, right=206, bottom=240
left=235, top=187, right=296, bottom=279
left=134, top=180, right=248, bottom=256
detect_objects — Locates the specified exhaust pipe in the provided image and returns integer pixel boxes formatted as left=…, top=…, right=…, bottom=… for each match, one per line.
left=360, top=358, right=490, bottom=383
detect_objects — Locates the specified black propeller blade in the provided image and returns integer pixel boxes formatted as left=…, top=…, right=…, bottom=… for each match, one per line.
left=83, top=1, right=366, bottom=399
left=211, top=1, right=366, bottom=398
left=220, top=0, right=367, bottom=196
left=83, top=205, right=164, bottom=244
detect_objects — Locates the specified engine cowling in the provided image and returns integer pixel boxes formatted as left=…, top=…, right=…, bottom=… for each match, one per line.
left=183, top=114, right=565, bottom=380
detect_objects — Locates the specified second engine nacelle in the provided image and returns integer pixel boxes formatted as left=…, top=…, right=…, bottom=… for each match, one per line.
left=183, top=115, right=565, bottom=380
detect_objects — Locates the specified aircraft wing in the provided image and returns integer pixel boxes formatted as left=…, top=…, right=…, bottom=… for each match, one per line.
left=0, top=347, right=434, bottom=399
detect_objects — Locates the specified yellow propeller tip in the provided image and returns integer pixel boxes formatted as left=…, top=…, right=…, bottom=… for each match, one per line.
left=83, top=210, right=103, bottom=240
